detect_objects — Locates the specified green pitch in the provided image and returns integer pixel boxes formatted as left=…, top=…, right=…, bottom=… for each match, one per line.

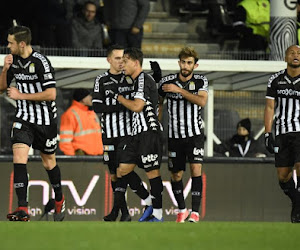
left=0, top=221, right=299, bottom=250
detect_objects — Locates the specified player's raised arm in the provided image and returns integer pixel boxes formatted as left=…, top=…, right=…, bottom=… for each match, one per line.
left=0, top=54, right=13, bottom=93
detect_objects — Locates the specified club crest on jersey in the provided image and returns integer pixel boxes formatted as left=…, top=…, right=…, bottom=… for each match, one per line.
left=29, top=63, right=35, bottom=73
left=125, top=76, right=133, bottom=84
left=189, top=81, right=195, bottom=90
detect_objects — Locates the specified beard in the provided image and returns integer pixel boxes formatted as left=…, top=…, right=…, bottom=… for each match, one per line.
left=180, top=69, right=193, bottom=77
left=288, top=62, right=300, bottom=68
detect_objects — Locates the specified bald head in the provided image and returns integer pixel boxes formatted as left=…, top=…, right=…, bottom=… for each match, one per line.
left=285, top=45, right=300, bottom=56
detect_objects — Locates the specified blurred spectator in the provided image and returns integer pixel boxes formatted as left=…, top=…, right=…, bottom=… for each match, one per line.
left=59, top=88, right=103, bottom=156
left=214, top=118, right=266, bottom=157
left=104, top=0, right=150, bottom=48
left=35, top=0, right=72, bottom=47
left=232, top=0, right=270, bottom=52
left=71, top=1, right=104, bottom=49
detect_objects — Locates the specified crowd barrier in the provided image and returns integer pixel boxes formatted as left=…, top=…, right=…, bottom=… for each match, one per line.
left=0, top=156, right=290, bottom=222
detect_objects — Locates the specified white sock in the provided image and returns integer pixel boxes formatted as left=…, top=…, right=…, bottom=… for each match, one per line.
left=179, top=208, right=187, bottom=213
left=144, top=195, right=152, bottom=206
left=152, top=208, right=163, bottom=220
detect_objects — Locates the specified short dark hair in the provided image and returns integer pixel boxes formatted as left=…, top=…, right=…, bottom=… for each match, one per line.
left=8, top=26, right=32, bottom=45
left=124, top=47, right=143, bottom=66
left=83, top=1, right=97, bottom=10
left=178, top=47, right=199, bottom=63
left=107, top=44, right=124, bottom=57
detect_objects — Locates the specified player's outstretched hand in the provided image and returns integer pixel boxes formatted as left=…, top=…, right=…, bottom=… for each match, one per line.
left=264, top=132, right=275, bottom=154
left=150, top=61, right=162, bottom=83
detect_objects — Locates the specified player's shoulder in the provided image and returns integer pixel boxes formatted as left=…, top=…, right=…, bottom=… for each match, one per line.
left=31, top=51, right=52, bottom=71
left=160, top=73, right=177, bottom=84
left=269, top=69, right=285, bottom=83
left=95, top=71, right=109, bottom=83
left=192, top=73, right=208, bottom=84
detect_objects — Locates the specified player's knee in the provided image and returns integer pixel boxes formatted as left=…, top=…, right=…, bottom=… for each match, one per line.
left=110, top=174, right=117, bottom=182
left=171, top=171, right=183, bottom=182
left=41, top=154, right=56, bottom=170
left=277, top=169, right=293, bottom=183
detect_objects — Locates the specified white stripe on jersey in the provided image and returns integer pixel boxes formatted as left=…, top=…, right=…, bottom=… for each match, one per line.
left=43, top=81, right=56, bottom=86
left=187, top=103, right=192, bottom=137
left=126, top=111, right=131, bottom=136
left=295, top=100, right=300, bottom=131
left=119, top=112, right=125, bottom=137
left=171, top=99, right=178, bottom=138
left=43, top=105, right=50, bottom=125
left=179, top=101, right=185, bottom=138
left=105, top=114, right=112, bottom=138
left=287, top=98, right=293, bottom=133
left=281, top=98, right=286, bottom=134
left=36, top=104, right=42, bottom=125
left=194, top=106, right=201, bottom=135
left=112, top=113, right=117, bottom=138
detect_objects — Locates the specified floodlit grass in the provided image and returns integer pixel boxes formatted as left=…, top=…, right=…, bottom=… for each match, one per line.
left=0, top=221, right=299, bottom=250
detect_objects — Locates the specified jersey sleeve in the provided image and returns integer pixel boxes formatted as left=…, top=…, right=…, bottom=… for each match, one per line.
left=34, top=53, right=56, bottom=89
left=92, top=74, right=124, bottom=113
left=197, top=75, right=209, bottom=92
left=266, top=73, right=277, bottom=99
left=133, top=73, right=147, bottom=101
left=158, top=80, right=166, bottom=97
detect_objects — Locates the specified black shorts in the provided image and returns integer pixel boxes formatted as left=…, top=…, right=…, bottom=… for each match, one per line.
left=168, top=134, right=204, bottom=172
left=102, top=136, right=129, bottom=175
left=10, top=119, right=58, bottom=154
left=275, top=133, right=300, bottom=167
left=118, top=131, right=163, bottom=172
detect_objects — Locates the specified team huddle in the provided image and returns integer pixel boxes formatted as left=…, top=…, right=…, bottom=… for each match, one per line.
left=0, top=25, right=300, bottom=223
left=92, top=45, right=208, bottom=222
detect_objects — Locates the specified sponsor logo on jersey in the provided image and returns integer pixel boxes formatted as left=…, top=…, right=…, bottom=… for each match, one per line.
left=14, top=73, right=38, bottom=81
left=277, top=88, right=300, bottom=96
left=278, top=81, right=287, bottom=85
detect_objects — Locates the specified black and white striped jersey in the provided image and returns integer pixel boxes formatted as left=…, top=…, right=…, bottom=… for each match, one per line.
left=131, top=72, right=161, bottom=136
left=158, top=73, right=208, bottom=139
left=6, top=50, right=57, bottom=126
left=266, top=69, right=300, bottom=135
left=92, top=71, right=133, bottom=138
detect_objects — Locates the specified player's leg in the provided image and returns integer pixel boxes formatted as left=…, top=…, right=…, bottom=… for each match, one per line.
left=170, top=170, right=189, bottom=223
left=276, top=134, right=300, bottom=222
left=139, top=132, right=163, bottom=222
left=103, top=144, right=123, bottom=221
left=7, top=143, right=31, bottom=221
left=7, top=121, right=32, bottom=222
left=146, top=169, right=164, bottom=222
left=188, top=163, right=202, bottom=223
left=38, top=122, right=64, bottom=221
left=115, top=163, right=136, bottom=220
left=169, top=138, right=189, bottom=222
left=41, top=152, right=65, bottom=221
left=187, top=135, right=205, bottom=223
